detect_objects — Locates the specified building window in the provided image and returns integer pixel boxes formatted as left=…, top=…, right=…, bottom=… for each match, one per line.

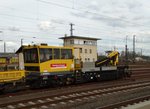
left=90, top=49, right=92, bottom=54
left=74, top=40, right=78, bottom=44
left=80, top=48, right=82, bottom=53
left=85, top=58, right=87, bottom=62
left=88, top=58, right=90, bottom=62
left=85, top=49, right=87, bottom=53
left=92, top=41, right=97, bottom=45
left=93, top=58, right=95, bottom=61
left=70, top=40, right=74, bottom=44
left=79, top=40, right=83, bottom=45
left=84, top=41, right=88, bottom=45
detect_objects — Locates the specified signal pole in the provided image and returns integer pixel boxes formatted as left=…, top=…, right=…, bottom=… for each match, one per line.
left=133, top=35, right=136, bottom=63
left=70, top=23, right=74, bottom=36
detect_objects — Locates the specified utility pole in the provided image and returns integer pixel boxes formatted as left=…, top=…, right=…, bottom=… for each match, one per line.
left=4, top=42, right=6, bottom=53
left=133, top=35, right=136, bottom=63
left=125, top=35, right=128, bottom=65
left=21, top=38, right=23, bottom=46
left=70, top=23, right=74, bottom=36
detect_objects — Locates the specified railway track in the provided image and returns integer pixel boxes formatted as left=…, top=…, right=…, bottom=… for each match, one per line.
left=0, top=80, right=150, bottom=109
left=97, top=95, right=150, bottom=109
left=0, top=64, right=149, bottom=109
left=0, top=77, right=148, bottom=99
left=0, top=79, right=134, bottom=98
left=130, top=66, right=150, bottom=80
left=126, top=63, right=150, bottom=76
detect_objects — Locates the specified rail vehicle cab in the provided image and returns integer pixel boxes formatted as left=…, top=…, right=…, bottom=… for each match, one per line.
left=21, top=44, right=78, bottom=88
left=23, top=44, right=74, bottom=73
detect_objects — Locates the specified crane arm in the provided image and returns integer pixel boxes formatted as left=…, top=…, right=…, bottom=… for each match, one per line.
left=95, top=51, right=119, bottom=67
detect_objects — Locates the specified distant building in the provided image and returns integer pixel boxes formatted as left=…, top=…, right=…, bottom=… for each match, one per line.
left=0, top=53, right=19, bottom=71
left=59, top=36, right=100, bottom=62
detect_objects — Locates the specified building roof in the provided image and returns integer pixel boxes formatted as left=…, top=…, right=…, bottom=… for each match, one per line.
left=0, top=53, right=17, bottom=58
left=59, top=36, right=101, bottom=40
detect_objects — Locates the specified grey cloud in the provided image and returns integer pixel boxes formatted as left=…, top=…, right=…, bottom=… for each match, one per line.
left=126, top=1, right=142, bottom=10
left=71, top=0, right=149, bottom=28
left=86, top=4, right=100, bottom=12
left=91, top=14, right=128, bottom=28
left=51, top=19, right=66, bottom=24
left=71, top=11, right=87, bottom=18
left=133, top=16, right=143, bottom=21
left=71, top=11, right=129, bottom=28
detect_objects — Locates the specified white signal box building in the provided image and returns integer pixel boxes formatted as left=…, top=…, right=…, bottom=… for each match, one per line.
left=59, top=36, right=100, bottom=62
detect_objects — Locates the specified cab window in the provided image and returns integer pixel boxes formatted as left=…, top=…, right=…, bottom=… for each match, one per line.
left=61, top=49, right=72, bottom=59
left=54, top=48, right=60, bottom=59
left=40, top=48, right=52, bottom=62
left=24, top=48, right=38, bottom=63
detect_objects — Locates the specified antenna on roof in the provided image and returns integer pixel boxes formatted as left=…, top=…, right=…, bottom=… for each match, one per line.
left=70, top=23, right=74, bottom=36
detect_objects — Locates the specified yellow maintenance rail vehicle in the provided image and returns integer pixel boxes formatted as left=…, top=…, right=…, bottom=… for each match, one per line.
left=0, top=53, right=25, bottom=92
left=0, top=71, right=25, bottom=83
left=23, top=44, right=131, bottom=88
left=0, top=70, right=25, bottom=92
left=0, top=44, right=131, bottom=90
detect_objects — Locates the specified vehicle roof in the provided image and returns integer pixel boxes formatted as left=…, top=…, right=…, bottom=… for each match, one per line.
left=16, top=45, right=73, bottom=53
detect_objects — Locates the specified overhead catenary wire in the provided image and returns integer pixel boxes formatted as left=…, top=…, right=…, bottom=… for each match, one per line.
left=0, top=1, right=148, bottom=28
left=0, top=1, right=149, bottom=36
left=37, top=0, right=150, bottom=27
left=0, top=0, right=150, bottom=55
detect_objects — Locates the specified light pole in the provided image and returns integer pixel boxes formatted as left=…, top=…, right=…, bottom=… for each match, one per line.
left=0, top=40, right=6, bottom=53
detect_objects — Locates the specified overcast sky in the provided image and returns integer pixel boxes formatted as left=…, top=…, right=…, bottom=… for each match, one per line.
left=0, top=0, right=150, bottom=55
